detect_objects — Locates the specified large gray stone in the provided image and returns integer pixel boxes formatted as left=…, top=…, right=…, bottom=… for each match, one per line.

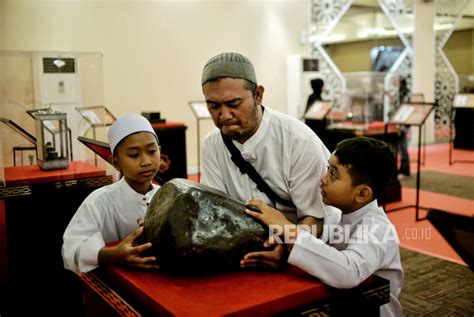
left=139, top=178, right=269, bottom=272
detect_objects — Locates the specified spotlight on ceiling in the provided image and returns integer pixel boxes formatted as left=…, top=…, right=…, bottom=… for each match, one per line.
left=53, top=59, right=66, bottom=68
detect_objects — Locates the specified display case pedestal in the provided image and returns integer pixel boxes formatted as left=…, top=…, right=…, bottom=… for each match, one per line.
left=152, top=122, right=188, bottom=182
left=316, top=122, right=401, bottom=204
left=81, top=265, right=390, bottom=316
left=0, top=161, right=112, bottom=316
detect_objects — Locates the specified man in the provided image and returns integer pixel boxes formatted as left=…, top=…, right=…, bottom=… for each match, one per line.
left=200, top=52, right=340, bottom=269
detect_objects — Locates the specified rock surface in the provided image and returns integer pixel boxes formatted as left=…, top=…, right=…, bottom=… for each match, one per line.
left=139, top=178, right=269, bottom=272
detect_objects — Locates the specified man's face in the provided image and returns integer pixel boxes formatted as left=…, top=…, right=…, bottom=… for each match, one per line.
left=202, top=78, right=264, bottom=143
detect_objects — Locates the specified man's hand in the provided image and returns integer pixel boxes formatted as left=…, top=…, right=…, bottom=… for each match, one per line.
left=240, top=241, right=287, bottom=270
left=245, top=199, right=293, bottom=228
left=298, top=216, right=323, bottom=238
left=243, top=199, right=292, bottom=270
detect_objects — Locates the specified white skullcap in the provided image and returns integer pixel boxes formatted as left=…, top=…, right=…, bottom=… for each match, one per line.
left=108, top=114, right=157, bottom=154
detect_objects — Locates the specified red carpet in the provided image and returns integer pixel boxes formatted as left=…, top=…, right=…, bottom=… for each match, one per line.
left=385, top=142, right=474, bottom=266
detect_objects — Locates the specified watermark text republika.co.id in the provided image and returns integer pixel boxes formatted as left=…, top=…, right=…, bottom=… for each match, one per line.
left=268, top=224, right=432, bottom=244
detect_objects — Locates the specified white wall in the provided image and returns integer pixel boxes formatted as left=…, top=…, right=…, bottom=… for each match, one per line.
left=1, top=0, right=309, bottom=172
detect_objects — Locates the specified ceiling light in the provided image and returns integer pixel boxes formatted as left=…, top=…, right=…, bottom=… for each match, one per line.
left=53, top=59, right=66, bottom=68
left=434, top=23, right=454, bottom=31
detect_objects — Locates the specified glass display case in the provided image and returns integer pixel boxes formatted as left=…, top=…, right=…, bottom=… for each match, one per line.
left=458, top=73, right=474, bottom=93
left=76, top=105, right=116, bottom=137
left=327, top=71, right=399, bottom=134
left=0, top=51, right=114, bottom=315
left=26, top=107, right=71, bottom=171
left=0, top=50, right=108, bottom=184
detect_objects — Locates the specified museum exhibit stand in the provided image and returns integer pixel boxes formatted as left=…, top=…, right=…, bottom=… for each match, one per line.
left=80, top=264, right=390, bottom=316
left=385, top=102, right=436, bottom=221
left=76, top=105, right=116, bottom=166
left=304, top=100, right=334, bottom=145
left=151, top=122, right=188, bottom=182
left=0, top=114, right=113, bottom=314
left=76, top=119, right=189, bottom=186
left=0, top=163, right=112, bottom=315
left=140, top=110, right=188, bottom=183
left=74, top=106, right=188, bottom=184
left=322, top=72, right=399, bottom=152
left=449, top=93, right=474, bottom=165
left=305, top=72, right=402, bottom=204
left=0, top=50, right=114, bottom=315
left=189, top=101, right=212, bottom=181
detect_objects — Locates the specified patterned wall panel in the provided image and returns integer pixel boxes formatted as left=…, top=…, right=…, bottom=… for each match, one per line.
left=308, top=0, right=352, bottom=106
left=379, top=0, right=414, bottom=115
left=380, top=0, right=469, bottom=141
left=434, top=0, right=470, bottom=140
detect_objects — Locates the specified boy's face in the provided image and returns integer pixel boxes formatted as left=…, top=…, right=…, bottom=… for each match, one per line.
left=111, top=131, right=160, bottom=193
left=320, top=154, right=358, bottom=213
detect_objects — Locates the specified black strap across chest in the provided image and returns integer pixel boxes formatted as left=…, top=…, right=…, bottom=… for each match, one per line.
left=221, top=134, right=295, bottom=207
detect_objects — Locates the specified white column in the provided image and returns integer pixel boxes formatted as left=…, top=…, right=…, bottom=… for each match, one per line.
left=411, top=0, right=435, bottom=144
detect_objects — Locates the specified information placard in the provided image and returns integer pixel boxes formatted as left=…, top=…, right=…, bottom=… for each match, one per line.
left=304, top=100, right=333, bottom=120
left=389, top=103, right=434, bottom=126
left=189, top=101, right=211, bottom=119
left=453, top=94, right=474, bottom=108
left=76, top=106, right=116, bottom=127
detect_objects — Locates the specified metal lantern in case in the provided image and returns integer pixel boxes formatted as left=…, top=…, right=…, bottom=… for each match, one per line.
left=27, top=108, right=70, bottom=171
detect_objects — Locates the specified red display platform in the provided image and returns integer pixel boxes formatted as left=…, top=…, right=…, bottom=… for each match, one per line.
left=78, top=120, right=189, bottom=183
left=151, top=122, right=186, bottom=129
left=328, top=121, right=399, bottom=136
left=3, top=160, right=106, bottom=187
left=82, top=265, right=390, bottom=316
left=0, top=161, right=112, bottom=315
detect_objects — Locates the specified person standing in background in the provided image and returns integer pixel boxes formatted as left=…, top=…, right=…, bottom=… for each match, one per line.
left=397, top=77, right=410, bottom=179
left=304, top=78, right=325, bottom=116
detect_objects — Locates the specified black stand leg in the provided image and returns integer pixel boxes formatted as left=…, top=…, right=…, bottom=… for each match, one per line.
left=197, top=119, right=201, bottom=182
left=449, top=108, right=474, bottom=165
left=449, top=110, right=453, bottom=165
left=415, top=126, right=426, bottom=221
left=385, top=125, right=429, bottom=221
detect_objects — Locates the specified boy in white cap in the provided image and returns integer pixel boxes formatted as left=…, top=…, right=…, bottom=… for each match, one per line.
left=62, top=114, right=161, bottom=274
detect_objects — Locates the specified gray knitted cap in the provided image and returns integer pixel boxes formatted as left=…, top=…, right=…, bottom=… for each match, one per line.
left=201, top=52, right=257, bottom=85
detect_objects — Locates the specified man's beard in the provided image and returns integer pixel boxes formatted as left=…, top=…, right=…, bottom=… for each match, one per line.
left=221, top=128, right=247, bottom=144
left=223, top=102, right=260, bottom=143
